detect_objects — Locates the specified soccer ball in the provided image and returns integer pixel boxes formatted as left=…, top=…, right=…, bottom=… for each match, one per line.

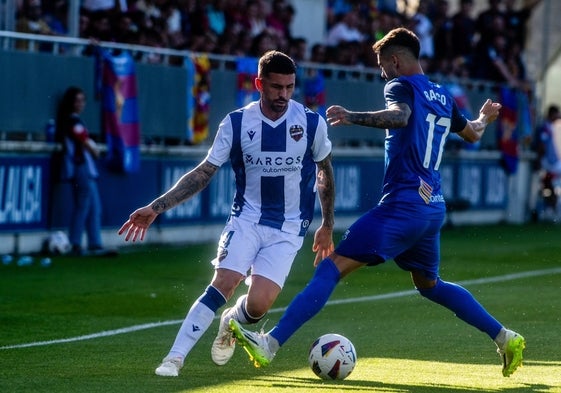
left=47, top=231, right=71, bottom=255
left=308, top=333, right=357, bottom=380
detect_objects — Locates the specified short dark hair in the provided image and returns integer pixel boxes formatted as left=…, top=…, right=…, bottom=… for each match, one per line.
left=55, top=86, right=85, bottom=142
left=372, top=27, right=421, bottom=59
left=258, top=50, right=296, bottom=77
left=547, top=105, right=560, bottom=118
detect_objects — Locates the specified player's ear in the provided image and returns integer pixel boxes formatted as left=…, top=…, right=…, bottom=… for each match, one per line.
left=255, top=77, right=263, bottom=91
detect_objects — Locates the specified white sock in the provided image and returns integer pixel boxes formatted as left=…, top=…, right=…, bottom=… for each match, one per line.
left=167, top=300, right=215, bottom=359
left=267, top=334, right=280, bottom=353
left=494, top=327, right=508, bottom=349
left=231, top=294, right=265, bottom=325
left=231, top=295, right=250, bottom=324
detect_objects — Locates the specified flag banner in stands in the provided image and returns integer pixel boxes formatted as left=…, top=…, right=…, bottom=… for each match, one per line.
left=236, top=57, right=259, bottom=107
left=99, top=49, right=141, bottom=173
left=303, top=68, right=327, bottom=118
left=497, top=87, right=532, bottom=175
left=192, top=56, right=211, bottom=144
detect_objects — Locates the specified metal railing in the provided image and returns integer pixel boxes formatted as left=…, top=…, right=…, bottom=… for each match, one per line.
left=0, top=29, right=521, bottom=153
left=0, top=30, right=384, bottom=81
left=0, top=29, right=507, bottom=89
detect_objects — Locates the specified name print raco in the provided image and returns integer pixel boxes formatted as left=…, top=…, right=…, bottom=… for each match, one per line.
left=424, top=88, right=447, bottom=105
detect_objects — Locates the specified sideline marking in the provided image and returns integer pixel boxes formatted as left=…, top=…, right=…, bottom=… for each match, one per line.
left=2, top=267, right=560, bottom=350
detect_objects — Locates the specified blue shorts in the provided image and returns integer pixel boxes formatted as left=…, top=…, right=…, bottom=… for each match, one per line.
left=335, top=204, right=445, bottom=280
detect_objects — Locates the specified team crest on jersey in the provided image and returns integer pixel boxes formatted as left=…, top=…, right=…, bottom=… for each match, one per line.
left=289, top=125, right=304, bottom=141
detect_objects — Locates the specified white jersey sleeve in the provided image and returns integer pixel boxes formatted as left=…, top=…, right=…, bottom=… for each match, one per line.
left=311, top=115, right=332, bottom=163
left=205, top=115, right=234, bottom=167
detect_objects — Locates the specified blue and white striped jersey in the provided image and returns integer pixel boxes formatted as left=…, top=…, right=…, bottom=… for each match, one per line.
left=206, top=100, right=332, bottom=236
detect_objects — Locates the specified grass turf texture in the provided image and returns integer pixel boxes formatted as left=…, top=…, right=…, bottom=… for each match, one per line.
left=1, top=223, right=560, bottom=393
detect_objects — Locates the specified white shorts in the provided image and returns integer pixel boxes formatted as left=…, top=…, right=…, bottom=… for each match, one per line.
left=211, top=217, right=305, bottom=289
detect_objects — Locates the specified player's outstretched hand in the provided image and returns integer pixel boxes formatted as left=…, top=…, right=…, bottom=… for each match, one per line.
left=326, top=105, right=351, bottom=127
left=479, top=99, right=502, bottom=124
left=118, top=206, right=158, bottom=242
left=312, top=225, right=334, bottom=267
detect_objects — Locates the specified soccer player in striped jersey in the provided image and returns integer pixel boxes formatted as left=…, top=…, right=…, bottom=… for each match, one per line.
left=230, top=28, right=526, bottom=378
left=118, top=50, right=335, bottom=377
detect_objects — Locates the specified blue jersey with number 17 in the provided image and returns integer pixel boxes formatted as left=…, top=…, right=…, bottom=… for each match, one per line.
left=379, top=74, right=468, bottom=218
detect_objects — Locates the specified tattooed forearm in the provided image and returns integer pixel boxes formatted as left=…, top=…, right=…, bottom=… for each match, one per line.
left=347, top=104, right=410, bottom=129
left=151, top=161, right=218, bottom=214
left=316, top=155, right=335, bottom=229
left=151, top=199, right=170, bottom=214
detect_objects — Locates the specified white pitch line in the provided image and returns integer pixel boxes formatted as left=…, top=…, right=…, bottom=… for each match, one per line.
left=2, top=267, right=561, bottom=350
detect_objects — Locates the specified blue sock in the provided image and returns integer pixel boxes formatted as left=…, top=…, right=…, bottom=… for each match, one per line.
left=270, top=258, right=340, bottom=346
left=199, top=285, right=227, bottom=313
left=418, top=279, right=502, bottom=339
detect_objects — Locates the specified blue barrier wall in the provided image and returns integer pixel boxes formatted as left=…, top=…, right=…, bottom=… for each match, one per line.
left=0, top=151, right=509, bottom=233
left=0, top=50, right=187, bottom=141
left=0, top=155, right=49, bottom=231
left=0, top=50, right=500, bottom=149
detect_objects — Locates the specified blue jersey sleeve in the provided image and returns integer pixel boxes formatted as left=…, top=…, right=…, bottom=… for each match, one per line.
left=450, top=101, right=468, bottom=133
left=384, top=79, right=413, bottom=109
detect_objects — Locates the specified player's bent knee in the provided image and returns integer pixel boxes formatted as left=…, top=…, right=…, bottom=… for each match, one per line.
left=411, top=271, right=437, bottom=291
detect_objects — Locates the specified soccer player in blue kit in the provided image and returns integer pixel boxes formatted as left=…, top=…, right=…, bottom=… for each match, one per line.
left=119, top=51, right=335, bottom=377
left=230, top=27, right=526, bottom=377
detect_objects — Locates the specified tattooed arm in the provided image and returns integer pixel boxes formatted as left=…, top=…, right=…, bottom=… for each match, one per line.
left=312, top=154, right=335, bottom=266
left=326, top=103, right=410, bottom=129
left=316, top=155, right=335, bottom=229
left=118, top=160, right=219, bottom=242
left=151, top=161, right=218, bottom=213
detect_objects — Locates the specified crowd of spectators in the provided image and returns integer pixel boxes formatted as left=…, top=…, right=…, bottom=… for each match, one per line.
left=13, top=0, right=541, bottom=86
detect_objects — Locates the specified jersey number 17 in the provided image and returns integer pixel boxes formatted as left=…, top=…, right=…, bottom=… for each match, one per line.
left=423, top=113, right=451, bottom=171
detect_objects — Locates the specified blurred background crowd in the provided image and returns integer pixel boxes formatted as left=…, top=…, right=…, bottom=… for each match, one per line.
left=11, top=0, right=541, bottom=87
left=2, top=0, right=561, bottom=244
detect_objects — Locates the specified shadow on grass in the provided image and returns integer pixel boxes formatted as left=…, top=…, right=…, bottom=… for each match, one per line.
left=252, top=374, right=555, bottom=393
left=168, top=371, right=558, bottom=393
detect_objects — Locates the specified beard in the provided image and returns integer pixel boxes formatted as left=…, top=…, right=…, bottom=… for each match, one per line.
left=270, top=99, right=288, bottom=113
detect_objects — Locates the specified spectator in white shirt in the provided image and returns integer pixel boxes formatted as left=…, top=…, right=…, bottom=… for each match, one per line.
left=326, top=10, right=364, bottom=47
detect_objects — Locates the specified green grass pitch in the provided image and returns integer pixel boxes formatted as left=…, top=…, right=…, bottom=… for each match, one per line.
left=1, top=223, right=560, bottom=393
